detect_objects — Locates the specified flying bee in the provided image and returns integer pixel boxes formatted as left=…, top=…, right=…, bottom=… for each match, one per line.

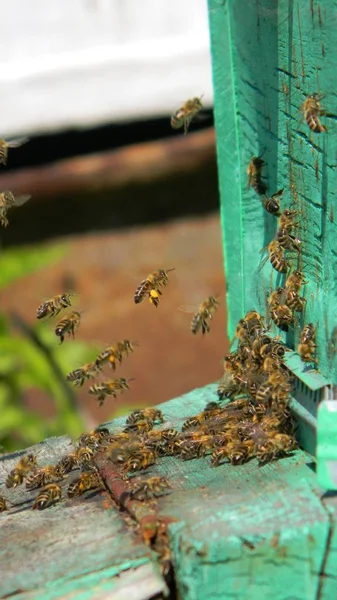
left=0, top=496, right=7, bottom=512
left=89, top=377, right=132, bottom=406
left=126, top=408, right=164, bottom=426
left=130, top=476, right=172, bottom=501
left=78, top=427, right=110, bottom=448
left=67, top=470, right=104, bottom=498
left=262, top=189, right=283, bottom=215
left=301, top=93, right=327, bottom=133
left=188, top=296, right=220, bottom=335
left=5, top=453, right=37, bottom=488
left=0, top=191, right=31, bottom=227
left=0, top=137, right=29, bottom=165
left=170, top=96, right=203, bottom=134
left=95, top=340, right=135, bottom=370
left=134, top=269, right=175, bottom=307
left=25, top=465, right=65, bottom=490
left=247, top=152, right=267, bottom=196
left=66, top=361, right=100, bottom=387
left=33, top=483, right=62, bottom=510
left=55, top=311, right=81, bottom=344
left=37, top=293, right=75, bottom=320
left=298, top=323, right=318, bottom=364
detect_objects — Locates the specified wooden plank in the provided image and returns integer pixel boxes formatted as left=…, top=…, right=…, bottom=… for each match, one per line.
left=208, top=0, right=337, bottom=382
left=102, top=385, right=332, bottom=600
left=0, top=435, right=167, bottom=600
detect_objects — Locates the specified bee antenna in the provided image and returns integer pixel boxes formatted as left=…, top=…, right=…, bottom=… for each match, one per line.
left=166, top=268, right=176, bottom=273
left=128, top=378, right=136, bottom=382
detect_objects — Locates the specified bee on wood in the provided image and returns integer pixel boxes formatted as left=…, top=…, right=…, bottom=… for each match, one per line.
left=0, top=191, right=31, bottom=227
left=262, top=189, right=283, bottom=215
left=256, top=432, right=297, bottom=465
left=285, top=289, right=306, bottom=312
left=134, top=269, right=175, bottom=307
left=55, top=311, right=81, bottom=344
left=5, top=453, right=37, bottom=488
left=212, top=439, right=255, bottom=467
left=33, top=483, right=62, bottom=510
left=255, top=371, right=292, bottom=406
left=25, top=465, right=65, bottom=490
left=130, top=476, right=172, bottom=501
left=285, top=270, right=307, bottom=293
left=37, top=293, right=75, bottom=320
left=56, top=446, right=94, bottom=474
left=126, top=408, right=164, bottom=426
left=217, top=372, right=245, bottom=401
left=123, top=448, right=157, bottom=472
left=124, top=418, right=154, bottom=434
left=95, top=340, right=135, bottom=371
left=66, top=361, right=100, bottom=387
left=268, top=288, right=294, bottom=331
left=0, top=137, right=29, bottom=165
left=78, top=427, right=110, bottom=448
left=67, top=470, right=104, bottom=498
left=0, top=496, right=8, bottom=512
left=231, top=311, right=265, bottom=346
left=89, top=377, right=132, bottom=406
left=247, top=153, right=267, bottom=196
left=265, top=240, right=289, bottom=274
left=301, top=93, right=327, bottom=133
left=171, top=96, right=203, bottom=134
left=298, top=323, right=317, bottom=364
left=182, top=404, right=222, bottom=431
left=190, top=296, right=219, bottom=335
left=276, top=227, right=301, bottom=252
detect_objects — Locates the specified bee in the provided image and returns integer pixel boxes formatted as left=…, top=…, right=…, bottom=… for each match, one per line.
left=25, top=465, right=65, bottom=490
left=190, top=296, right=219, bottom=335
left=247, top=153, right=267, bottom=195
left=67, top=470, right=104, bottom=498
left=231, top=311, right=265, bottom=346
left=37, top=293, right=75, bottom=319
left=171, top=96, right=203, bottom=134
left=182, top=405, right=222, bottom=430
left=255, top=371, right=291, bottom=406
left=301, top=94, right=327, bottom=133
left=5, top=453, right=37, bottom=488
left=89, top=377, right=132, bottom=406
left=251, top=335, right=272, bottom=359
left=0, top=191, right=31, bottom=227
left=78, top=427, right=110, bottom=448
left=0, top=496, right=7, bottom=512
left=66, top=361, right=100, bottom=387
left=130, top=476, right=172, bottom=501
left=256, top=432, right=297, bottom=465
left=285, top=289, right=306, bottom=312
left=276, top=227, right=301, bottom=252
left=0, top=137, right=29, bottom=165
left=262, top=189, right=283, bottom=215
left=123, top=448, right=157, bottom=472
left=33, top=483, right=62, bottom=510
left=298, top=323, right=317, bottom=364
left=180, top=436, right=215, bottom=460
left=134, top=269, right=175, bottom=307
left=270, top=305, right=293, bottom=331
left=285, top=270, right=307, bottom=293
left=126, top=408, right=164, bottom=426
left=217, top=372, right=245, bottom=401
left=56, top=446, right=94, bottom=474
left=212, top=439, right=254, bottom=467
left=55, top=311, right=81, bottom=344
left=265, top=240, right=289, bottom=274
left=124, top=418, right=154, bottom=434
left=95, top=340, right=135, bottom=370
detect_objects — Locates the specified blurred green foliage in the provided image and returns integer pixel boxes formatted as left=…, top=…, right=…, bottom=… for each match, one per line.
left=0, top=243, right=96, bottom=452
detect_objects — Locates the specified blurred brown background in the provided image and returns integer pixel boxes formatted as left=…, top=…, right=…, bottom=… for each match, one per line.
left=0, top=124, right=229, bottom=431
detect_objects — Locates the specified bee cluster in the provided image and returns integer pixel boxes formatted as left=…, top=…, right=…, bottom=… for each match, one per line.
left=0, top=94, right=325, bottom=577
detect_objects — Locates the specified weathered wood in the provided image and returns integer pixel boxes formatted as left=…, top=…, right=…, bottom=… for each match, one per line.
left=0, top=435, right=167, bottom=600
left=0, top=129, right=215, bottom=200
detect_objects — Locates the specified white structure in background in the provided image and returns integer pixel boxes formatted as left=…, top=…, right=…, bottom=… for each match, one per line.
left=0, top=0, right=213, bottom=137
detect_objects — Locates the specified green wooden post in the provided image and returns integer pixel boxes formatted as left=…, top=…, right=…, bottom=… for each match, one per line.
left=208, top=0, right=337, bottom=484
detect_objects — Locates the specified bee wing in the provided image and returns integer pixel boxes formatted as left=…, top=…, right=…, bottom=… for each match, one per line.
left=178, top=304, right=199, bottom=314
left=6, top=137, right=29, bottom=149
left=13, top=194, right=31, bottom=207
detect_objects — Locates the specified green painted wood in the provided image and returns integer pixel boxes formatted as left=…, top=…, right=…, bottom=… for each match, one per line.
left=104, top=385, right=333, bottom=600
left=0, top=436, right=166, bottom=600
left=208, top=0, right=337, bottom=383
